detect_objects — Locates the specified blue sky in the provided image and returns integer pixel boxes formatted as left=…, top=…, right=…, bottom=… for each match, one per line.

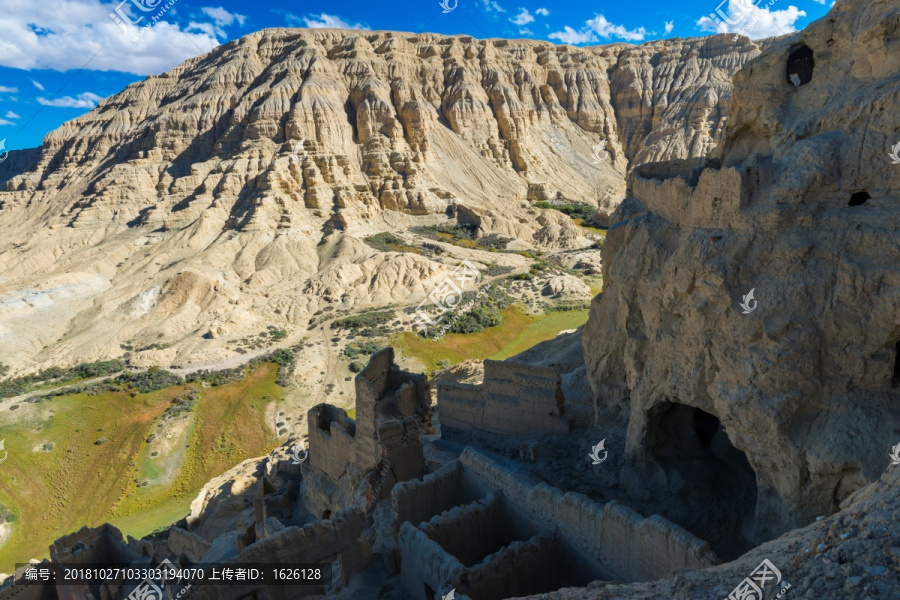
left=0, top=0, right=834, bottom=152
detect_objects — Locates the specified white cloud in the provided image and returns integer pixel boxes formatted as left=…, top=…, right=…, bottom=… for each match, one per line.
left=0, top=87, right=18, bottom=93
left=0, top=0, right=226, bottom=75
left=665, top=21, right=674, bottom=34
left=201, top=6, right=246, bottom=27
left=519, top=28, right=533, bottom=35
left=481, top=0, right=506, bottom=13
left=535, top=8, right=549, bottom=16
left=0, top=119, right=14, bottom=126
left=511, top=9, right=534, bottom=26
left=551, top=14, right=649, bottom=44
left=199, top=6, right=247, bottom=36
left=697, top=0, right=807, bottom=39
left=291, top=13, right=369, bottom=30
left=586, top=15, right=648, bottom=42
left=5, top=111, right=20, bottom=119
left=37, top=92, right=103, bottom=108
left=548, top=26, right=596, bottom=45
left=30, top=79, right=45, bottom=91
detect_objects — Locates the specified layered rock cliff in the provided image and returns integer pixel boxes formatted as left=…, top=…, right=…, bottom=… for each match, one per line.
left=584, top=0, right=900, bottom=555
left=0, top=29, right=767, bottom=371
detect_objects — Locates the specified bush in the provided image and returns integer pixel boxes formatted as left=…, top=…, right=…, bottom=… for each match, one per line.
left=444, top=305, right=502, bottom=334
left=342, top=342, right=384, bottom=360
left=0, top=359, right=126, bottom=399
left=348, top=361, right=365, bottom=373
left=115, top=368, right=184, bottom=394
left=365, top=232, right=421, bottom=254
left=331, top=311, right=394, bottom=333
left=535, top=200, right=596, bottom=221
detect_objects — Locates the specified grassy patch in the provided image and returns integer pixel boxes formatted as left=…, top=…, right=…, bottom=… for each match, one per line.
left=534, top=201, right=595, bottom=221
left=365, top=232, right=421, bottom=254
left=392, top=305, right=589, bottom=374
left=573, top=218, right=608, bottom=237
left=0, top=363, right=281, bottom=572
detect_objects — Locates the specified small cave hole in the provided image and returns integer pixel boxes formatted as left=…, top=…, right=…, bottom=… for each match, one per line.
left=322, top=509, right=332, bottom=520
left=786, top=45, right=814, bottom=87
left=893, top=341, right=900, bottom=388
left=849, top=191, right=871, bottom=207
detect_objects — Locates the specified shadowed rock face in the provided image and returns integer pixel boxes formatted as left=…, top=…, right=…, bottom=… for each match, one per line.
left=584, top=0, right=900, bottom=550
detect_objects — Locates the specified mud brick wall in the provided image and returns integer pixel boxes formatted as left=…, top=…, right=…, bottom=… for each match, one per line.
left=419, top=492, right=505, bottom=568
left=398, top=522, right=466, bottom=600
left=308, top=404, right=356, bottom=481
left=465, top=531, right=561, bottom=600
left=437, top=361, right=570, bottom=435
left=459, top=448, right=720, bottom=582
left=168, top=527, right=213, bottom=562
left=392, top=462, right=467, bottom=527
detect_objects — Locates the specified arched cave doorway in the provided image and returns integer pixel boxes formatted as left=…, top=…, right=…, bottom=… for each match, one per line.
left=645, top=402, right=757, bottom=560
left=786, top=45, right=814, bottom=87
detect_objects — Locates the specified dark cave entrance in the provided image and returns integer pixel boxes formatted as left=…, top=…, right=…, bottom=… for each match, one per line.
left=786, top=45, right=814, bottom=87
left=645, top=402, right=757, bottom=560
left=893, top=342, right=900, bottom=388
left=849, top=191, right=871, bottom=207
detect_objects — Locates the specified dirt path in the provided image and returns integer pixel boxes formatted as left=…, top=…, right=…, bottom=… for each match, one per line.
left=312, top=325, right=338, bottom=406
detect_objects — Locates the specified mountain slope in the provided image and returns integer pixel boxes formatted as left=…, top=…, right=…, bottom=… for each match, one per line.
left=0, top=29, right=768, bottom=373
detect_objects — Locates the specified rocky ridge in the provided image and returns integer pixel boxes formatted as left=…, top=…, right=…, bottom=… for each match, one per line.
left=0, top=29, right=768, bottom=373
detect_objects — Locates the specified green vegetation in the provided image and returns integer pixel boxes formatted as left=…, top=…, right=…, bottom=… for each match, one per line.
left=115, top=368, right=184, bottom=395
left=483, top=263, right=515, bottom=277
left=534, top=200, right=596, bottom=221
left=421, top=285, right=514, bottom=337
left=437, top=304, right=502, bottom=334
left=412, top=223, right=481, bottom=250
left=393, top=305, right=590, bottom=374
left=331, top=310, right=394, bottom=337
left=365, top=232, right=421, bottom=254
left=342, top=341, right=384, bottom=360
left=574, top=218, right=608, bottom=238
left=226, top=326, right=290, bottom=352
left=0, top=363, right=282, bottom=572
left=0, top=359, right=125, bottom=399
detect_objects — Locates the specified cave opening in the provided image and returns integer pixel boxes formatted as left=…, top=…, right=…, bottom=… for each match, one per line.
left=786, top=45, right=815, bottom=87
left=893, top=341, right=900, bottom=388
left=646, top=402, right=757, bottom=561
left=849, top=191, right=871, bottom=206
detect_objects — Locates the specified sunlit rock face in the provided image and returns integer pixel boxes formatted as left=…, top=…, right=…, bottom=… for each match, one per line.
left=584, top=0, right=900, bottom=555
left=0, top=28, right=762, bottom=372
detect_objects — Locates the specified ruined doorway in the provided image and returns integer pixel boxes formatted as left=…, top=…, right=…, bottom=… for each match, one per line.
left=645, top=402, right=757, bottom=560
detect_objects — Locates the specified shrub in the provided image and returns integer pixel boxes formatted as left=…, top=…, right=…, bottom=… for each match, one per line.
left=115, top=368, right=185, bottom=394
left=331, top=311, right=393, bottom=333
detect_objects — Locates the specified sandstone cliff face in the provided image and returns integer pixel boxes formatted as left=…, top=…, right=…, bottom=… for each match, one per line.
left=584, top=0, right=900, bottom=552
left=0, top=30, right=764, bottom=371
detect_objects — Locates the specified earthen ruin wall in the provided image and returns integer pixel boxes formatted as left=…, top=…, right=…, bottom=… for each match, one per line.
left=167, top=527, right=213, bottom=563
left=392, top=461, right=466, bottom=526
left=437, top=359, right=570, bottom=435
left=419, top=492, right=503, bottom=568
left=398, top=522, right=465, bottom=600
left=465, top=531, right=560, bottom=600
left=459, top=449, right=719, bottom=582
left=234, top=507, right=366, bottom=564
